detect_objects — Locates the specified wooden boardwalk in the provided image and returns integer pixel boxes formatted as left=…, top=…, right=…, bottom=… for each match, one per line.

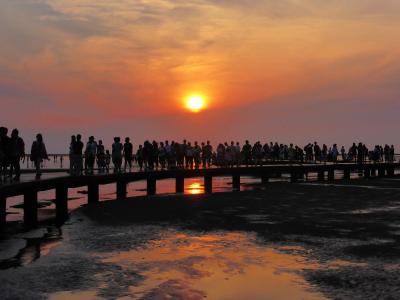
left=0, top=162, right=399, bottom=230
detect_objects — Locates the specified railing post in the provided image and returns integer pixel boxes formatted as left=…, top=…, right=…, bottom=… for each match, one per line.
left=343, top=169, right=351, bottom=180
left=371, top=167, right=377, bottom=177
left=24, top=188, right=38, bottom=229
left=88, top=182, right=99, bottom=204
left=176, top=174, right=184, bottom=193
left=0, top=194, right=6, bottom=230
left=204, top=174, right=212, bottom=193
left=318, top=170, right=325, bottom=181
left=232, top=173, right=240, bottom=190
left=147, top=174, right=156, bottom=196
left=328, top=169, right=335, bottom=181
left=117, top=180, right=127, bottom=199
left=55, top=185, right=68, bottom=224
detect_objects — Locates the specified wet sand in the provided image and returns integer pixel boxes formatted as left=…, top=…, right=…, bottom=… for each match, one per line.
left=1, top=177, right=400, bottom=299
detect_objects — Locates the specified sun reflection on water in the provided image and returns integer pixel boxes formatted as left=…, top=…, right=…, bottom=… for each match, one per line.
left=98, top=232, right=325, bottom=300
left=186, top=182, right=203, bottom=195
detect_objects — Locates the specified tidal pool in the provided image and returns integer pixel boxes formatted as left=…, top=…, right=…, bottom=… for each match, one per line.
left=47, top=229, right=325, bottom=300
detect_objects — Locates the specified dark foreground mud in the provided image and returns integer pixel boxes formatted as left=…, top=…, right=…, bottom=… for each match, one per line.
left=1, top=177, right=400, bottom=299
left=82, top=178, right=400, bottom=299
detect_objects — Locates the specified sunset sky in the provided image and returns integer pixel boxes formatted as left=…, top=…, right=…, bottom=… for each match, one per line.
left=1, top=0, right=400, bottom=152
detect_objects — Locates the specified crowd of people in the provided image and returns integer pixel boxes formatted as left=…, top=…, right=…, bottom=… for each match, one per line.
left=0, top=127, right=48, bottom=182
left=68, top=136, right=397, bottom=174
left=0, top=127, right=397, bottom=183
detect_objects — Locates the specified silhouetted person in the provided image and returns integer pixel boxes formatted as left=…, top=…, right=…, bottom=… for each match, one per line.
left=136, top=145, right=144, bottom=170
left=357, top=143, right=364, bottom=164
left=112, top=137, right=123, bottom=173
left=105, top=150, right=111, bottom=173
left=390, top=145, right=395, bottom=162
left=30, top=134, right=48, bottom=179
left=123, top=137, right=133, bottom=171
left=85, top=136, right=97, bottom=174
left=152, top=141, right=159, bottom=169
left=72, top=134, right=84, bottom=175
left=242, top=140, right=252, bottom=166
left=314, top=142, right=321, bottom=163
left=159, top=142, right=167, bottom=169
left=331, top=144, right=339, bottom=163
left=9, top=129, right=25, bottom=181
left=193, top=141, right=201, bottom=169
left=69, top=135, right=76, bottom=174
left=0, top=127, right=11, bottom=183
left=340, top=146, right=346, bottom=161
left=97, top=140, right=106, bottom=173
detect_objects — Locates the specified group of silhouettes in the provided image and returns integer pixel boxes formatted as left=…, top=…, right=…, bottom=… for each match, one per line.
left=0, top=128, right=397, bottom=182
left=0, top=127, right=48, bottom=182
left=68, top=136, right=397, bottom=174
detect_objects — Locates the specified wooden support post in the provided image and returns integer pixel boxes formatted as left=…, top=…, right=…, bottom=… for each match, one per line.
left=364, top=167, right=371, bottom=179
left=147, top=175, right=156, bottom=196
left=328, top=169, right=335, bottom=181
left=24, top=188, right=38, bottom=229
left=378, top=167, right=385, bottom=177
left=88, top=182, right=99, bottom=204
left=55, top=185, right=68, bottom=224
left=204, top=174, right=212, bottom=194
left=232, top=174, right=240, bottom=190
left=318, top=171, right=325, bottom=181
left=176, top=175, right=184, bottom=193
left=0, top=194, right=6, bottom=230
left=290, top=172, right=298, bottom=183
left=343, top=169, right=351, bottom=180
left=117, top=180, right=127, bottom=199
left=387, top=165, right=395, bottom=177
left=261, top=176, right=269, bottom=184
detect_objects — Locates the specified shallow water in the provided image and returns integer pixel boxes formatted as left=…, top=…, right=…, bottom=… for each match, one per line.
left=48, top=230, right=325, bottom=300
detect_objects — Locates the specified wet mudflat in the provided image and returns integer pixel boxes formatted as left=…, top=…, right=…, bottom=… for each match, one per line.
left=1, top=177, right=400, bottom=299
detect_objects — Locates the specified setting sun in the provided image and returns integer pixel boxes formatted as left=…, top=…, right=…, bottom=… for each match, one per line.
left=185, top=95, right=206, bottom=113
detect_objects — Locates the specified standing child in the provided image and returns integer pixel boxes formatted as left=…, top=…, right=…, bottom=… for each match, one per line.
left=105, top=150, right=111, bottom=173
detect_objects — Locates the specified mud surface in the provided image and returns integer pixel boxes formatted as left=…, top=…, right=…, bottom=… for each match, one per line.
left=1, top=177, right=400, bottom=299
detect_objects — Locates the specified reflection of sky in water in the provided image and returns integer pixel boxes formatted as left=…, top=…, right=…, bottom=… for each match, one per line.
left=49, top=231, right=325, bottom=300
left=186, top=182, right=203, bottom=195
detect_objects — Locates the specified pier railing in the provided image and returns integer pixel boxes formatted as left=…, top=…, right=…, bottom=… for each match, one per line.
left=0, top=162, right=399, bottom=230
